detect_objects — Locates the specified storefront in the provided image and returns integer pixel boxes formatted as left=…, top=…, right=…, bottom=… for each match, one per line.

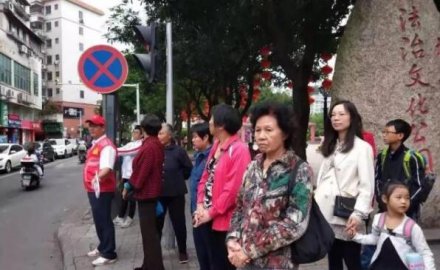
left=42, top=121, right=63, bottom=139
left=21, top=120, right=34, bottom=143
left=7, top=114, right=21, bottom=144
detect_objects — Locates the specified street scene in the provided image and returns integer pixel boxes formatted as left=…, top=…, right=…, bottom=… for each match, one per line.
left=1, top=0, right=440, bottom=270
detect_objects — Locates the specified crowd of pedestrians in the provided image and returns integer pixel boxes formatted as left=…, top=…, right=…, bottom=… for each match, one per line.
left=81, top=100, right=436, bottom=270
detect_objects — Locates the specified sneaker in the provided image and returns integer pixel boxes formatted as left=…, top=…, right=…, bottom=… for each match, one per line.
left=87, top=248, right=100, bottom=257
left=92, top=256, right=117, bottom=266
left=120, top=217, right=133, bottom=228
left=179, top=252, right=189, bottom=264
left=113, top=216, right=124, bottom=226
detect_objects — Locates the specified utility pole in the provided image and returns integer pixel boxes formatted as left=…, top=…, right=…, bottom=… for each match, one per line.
left=123, top=83, right=140, bottom=124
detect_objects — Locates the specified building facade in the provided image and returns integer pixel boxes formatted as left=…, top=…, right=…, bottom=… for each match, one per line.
left=30, top=0, right=105, bottom=139
left=0, top=0, right=44, bottom=144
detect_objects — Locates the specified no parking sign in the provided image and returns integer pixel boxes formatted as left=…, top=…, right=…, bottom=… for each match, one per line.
left=77, top=45, right=128, bottom=94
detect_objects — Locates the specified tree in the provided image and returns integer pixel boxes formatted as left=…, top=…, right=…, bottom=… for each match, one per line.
left=134, top=0, right=353, bottom=159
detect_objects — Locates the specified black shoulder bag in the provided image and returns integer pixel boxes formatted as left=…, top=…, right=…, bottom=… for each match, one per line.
left=288, top=159, right=335, bottom=264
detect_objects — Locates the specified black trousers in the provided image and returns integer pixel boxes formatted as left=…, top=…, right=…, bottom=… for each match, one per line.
left=138, top=200, right=164, bottom=270
left=328, top=238, right=362, bottom=270
left=156, top=195, right=187, bottom=254
left=87, top=192, right=117, bottom=260
left=193, top=222, right=214, bottom=270
left=206, top=225, right=235, bottom=270
left=118, top=179, right=136, bottom=219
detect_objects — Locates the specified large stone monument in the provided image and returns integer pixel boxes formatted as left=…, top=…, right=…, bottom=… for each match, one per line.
left=332, top=0, right=440, bottom=226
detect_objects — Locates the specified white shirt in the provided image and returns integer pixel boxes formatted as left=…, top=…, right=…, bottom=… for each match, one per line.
left=117, top=139, right=142, bottom=179
left=92, top=135, right=116, bottom=170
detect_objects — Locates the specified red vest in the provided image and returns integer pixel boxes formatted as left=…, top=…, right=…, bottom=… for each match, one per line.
left=83, top=137, right=116, bottom=192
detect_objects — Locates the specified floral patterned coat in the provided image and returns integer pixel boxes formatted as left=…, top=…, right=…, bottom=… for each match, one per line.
left=227, top=151, right=313, bottom=269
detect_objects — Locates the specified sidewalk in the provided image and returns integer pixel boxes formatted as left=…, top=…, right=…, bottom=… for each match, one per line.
left=57, top=200, right=328, bottom=270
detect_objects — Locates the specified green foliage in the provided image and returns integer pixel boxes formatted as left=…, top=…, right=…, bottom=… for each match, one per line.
left=309, top=113, right=324, bottom=137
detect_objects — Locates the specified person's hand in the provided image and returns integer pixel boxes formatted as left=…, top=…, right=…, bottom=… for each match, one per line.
left=345, top=227, right=357, bottom=238
left=227, top=239, right=241, bottom=254
left=228, top=249, right=250, bottom=268
left=346, top=215, right=361, bottom=232
left=193, top=209, right=212, bottom=227
left=122, top=188, right=128, bottom=200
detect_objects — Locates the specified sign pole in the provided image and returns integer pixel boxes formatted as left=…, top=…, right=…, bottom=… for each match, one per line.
left=79, top=110, right=82, bottom=138
left=136, top=83, right=140, bottom=124
left=166, top=22, right=173, bottom=124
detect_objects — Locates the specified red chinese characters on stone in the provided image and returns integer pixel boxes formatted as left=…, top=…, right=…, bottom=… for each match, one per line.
left=408, top=6, right=421, bottom=29
left=405, top=64, right=430, bottom=87
left=435, top=37, right=440, bottom=57
left=406, top=93, right=429, bottom=117
left=399, top=8, right=407, bottom=32
left=411, top=121, right=428, bottom=144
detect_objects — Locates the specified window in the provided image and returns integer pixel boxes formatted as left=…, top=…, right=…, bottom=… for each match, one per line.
left=46, top=39, right=52, bottom=48
left=14, top=62, right=31, bottom=92
left=33, top=72, right=39, bottom=96
left=55, top=71, right=59, bottom=78
left=54, top=21, right=59, bottom=27
left=0, top=53, right=12, bottom=85
left=11, top=145, right=22, bottom=153
left=46, top=55, right=52, bottom=65
left=55, top=38, right=59, bottom=44
left=48, top=88, right=53, bottom=97
left=46, top=22, right=51, bottom=32
left=79, top=43, right=84, bottom=51
left=45, top=5, right=51, bottom=15
left=42, top=87, right=47, bottom=97
left=56, top=88, right=60, bottom=94
left=79, top=27, right=83, bottom=35
left=55, top=54, right=59, bottom=61
left=47, top=72, right=53, bottom=81
left=54, top=4, right=58, bottom=10
left=80, top=90, right=84, bottom=99
left=79, top=11, right=83, bottom=19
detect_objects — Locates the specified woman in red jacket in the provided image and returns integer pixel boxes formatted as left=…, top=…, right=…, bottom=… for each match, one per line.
left=194, top=104, right=251, bottom=270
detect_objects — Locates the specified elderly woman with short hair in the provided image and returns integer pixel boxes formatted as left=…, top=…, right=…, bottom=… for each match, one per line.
left=226, top=101, right=313, bottom=270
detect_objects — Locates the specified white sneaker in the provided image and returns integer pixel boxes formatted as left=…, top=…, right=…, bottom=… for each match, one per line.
left=91, top=256, right=117, bottom=266
left=87, top=248, right=100, bottom=257
left=113, top=216, right=124, bottom=226
left=120, top=217, right=133, bottom=228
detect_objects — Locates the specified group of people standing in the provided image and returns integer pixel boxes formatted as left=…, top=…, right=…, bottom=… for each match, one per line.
left=81, top=99, right=435, bottom=270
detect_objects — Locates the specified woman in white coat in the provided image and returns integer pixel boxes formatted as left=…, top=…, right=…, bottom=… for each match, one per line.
left=315, top=100, right=375, bottom=270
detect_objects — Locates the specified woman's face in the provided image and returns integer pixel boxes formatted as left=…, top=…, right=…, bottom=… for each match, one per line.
left=330, top=104, right=351, bottom=133
left=254, top=115, right=286, bottom=155
left=192, top=132, right=209, bottom=151
left=158, top=125, right=172, bottom=145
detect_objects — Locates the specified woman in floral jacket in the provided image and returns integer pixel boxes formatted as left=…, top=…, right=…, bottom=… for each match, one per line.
left=227, top=101, right=313, bottom=270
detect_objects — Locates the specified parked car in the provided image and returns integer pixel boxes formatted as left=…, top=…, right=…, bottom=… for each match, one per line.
left=68, top=139, right=79, bottom=155
left=0, top=143, right=27, bottom=173
left=35, top=141, right=56, bottom=162
left=48, top=139, right=74, bottom=158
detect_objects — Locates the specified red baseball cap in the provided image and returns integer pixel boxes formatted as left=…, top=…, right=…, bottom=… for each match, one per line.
left=86, top=115, right=105, bottom=126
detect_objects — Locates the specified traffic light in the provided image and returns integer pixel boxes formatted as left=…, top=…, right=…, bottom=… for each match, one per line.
left=133, top=23, right=157, bottom=83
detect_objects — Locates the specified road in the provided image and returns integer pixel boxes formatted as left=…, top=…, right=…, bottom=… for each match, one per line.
left=0, top=156, right=84, bottom=270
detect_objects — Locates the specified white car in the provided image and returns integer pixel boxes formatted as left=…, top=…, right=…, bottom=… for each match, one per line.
left=0, top=144, right=27, bottom=173
left=48, top=139, right=74, bottom=158
left=67, top=139, right=79, bottom=155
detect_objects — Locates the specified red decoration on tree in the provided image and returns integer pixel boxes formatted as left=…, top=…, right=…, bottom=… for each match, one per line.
left=286, top=81, right=293, bottom=89
left=321, top=52, right=332, bottom=62
left=309, top=96, right=315, bottom=104
left=321, top=65, right=333, bottom=75
left=253, top=79, right=261, bottom=87
left=262, top=71, right=272, bottom=81
left=307, top=86, right=315, bottom=94
left=322, top=78, right=332, bottom=90
left=260, top=46, right=271, bottom=57
left=260, top=59, right=271, bottom=69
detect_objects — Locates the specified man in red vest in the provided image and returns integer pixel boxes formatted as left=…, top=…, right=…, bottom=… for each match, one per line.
left=83, top=115, right=118, bottom=266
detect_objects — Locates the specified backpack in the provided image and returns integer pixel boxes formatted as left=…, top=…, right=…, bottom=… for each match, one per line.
left=380, top=148, right=436, bottom=203
left=288, top=159, right=335, bottom=264
left=376, top=212, right=415, bottom=247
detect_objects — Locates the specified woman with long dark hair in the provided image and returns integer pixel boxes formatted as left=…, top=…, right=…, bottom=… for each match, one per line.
left=315, top=100, right=375, bottom=270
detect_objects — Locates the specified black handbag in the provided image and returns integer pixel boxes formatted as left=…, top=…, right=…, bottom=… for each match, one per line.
left=288, top=160, right=335, bottom=264
left=333, top=195, right=356, bottom=219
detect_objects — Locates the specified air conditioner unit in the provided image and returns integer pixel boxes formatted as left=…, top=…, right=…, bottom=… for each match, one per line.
left=6, top=89, right=13, bottom=97
left=17, top=93, right=23, bottom=102
left=19, top=45, right=28, bottom=54
left=0, top=86, right=4, bottom=96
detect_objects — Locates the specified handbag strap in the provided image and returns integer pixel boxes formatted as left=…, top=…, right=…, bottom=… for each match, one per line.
left=287, top=159, right=304, bottom=196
